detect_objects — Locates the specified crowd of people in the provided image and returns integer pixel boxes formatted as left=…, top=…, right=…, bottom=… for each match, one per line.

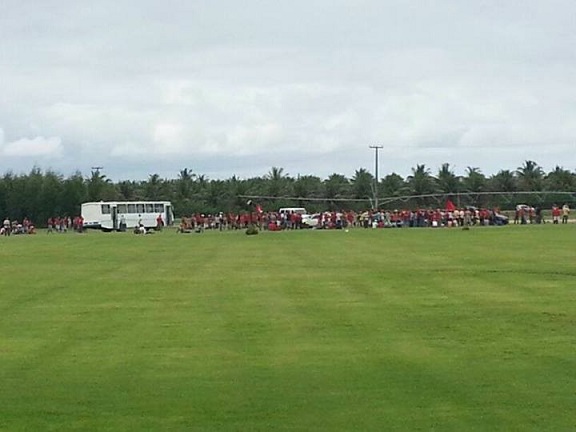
left=1, top=204, right=571, bottom=236
left=46, top=216, right=85, bottom=233
left=132, top=214, right=164, bottom=234
left=1, top=216, right=85, bottom=236
left=1, top=217, right=37, bottom=235
left=512, top=204, right=571, bottom=225
left=551, top=204, right=571, bottom=224
left=176, top=204, right=571, bottom=233
left=354, top=208, right=505, bottom=228
left=174, top=207, right=500, bottom=232
left=177, top=211, right=320, bottom=232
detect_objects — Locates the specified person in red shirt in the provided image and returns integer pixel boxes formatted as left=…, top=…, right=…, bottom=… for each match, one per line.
left=552, top=205, right=561, bottom=224
left=290, top=212, right=299, bottom=229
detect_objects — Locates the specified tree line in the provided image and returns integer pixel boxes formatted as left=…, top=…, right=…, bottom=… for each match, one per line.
left=0, top=161, right=574, bottom=225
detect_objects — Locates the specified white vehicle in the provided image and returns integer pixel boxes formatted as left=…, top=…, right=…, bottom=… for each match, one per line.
left=301, top=213, right=317, bottom=227
left=81, top=201, right=174, bottom=231
left=278, top=207, right=308, bottom=215
left=278, top=207, right=315, bottom=228
left=301, top=212, right=348, bottom=229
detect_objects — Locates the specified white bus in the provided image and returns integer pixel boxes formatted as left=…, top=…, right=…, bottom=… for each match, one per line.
left=81, top=201, right=174, bottom=231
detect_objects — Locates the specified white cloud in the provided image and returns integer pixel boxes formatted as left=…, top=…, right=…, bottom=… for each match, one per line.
left=0, top=134, right=63, bottom=158
left=153, top=123, right=184, bottom=152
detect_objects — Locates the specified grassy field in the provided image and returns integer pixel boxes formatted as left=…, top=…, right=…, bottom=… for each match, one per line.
left=0, top=225, right=575, bottom=431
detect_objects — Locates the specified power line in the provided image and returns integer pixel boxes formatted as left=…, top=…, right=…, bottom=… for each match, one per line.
left=238, top=191, right=576, bottom=205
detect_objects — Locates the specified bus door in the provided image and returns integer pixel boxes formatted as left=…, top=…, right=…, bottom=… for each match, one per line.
left=111, top=205, right=118, bottom=230
left=165, top=205, right=174, bottom=226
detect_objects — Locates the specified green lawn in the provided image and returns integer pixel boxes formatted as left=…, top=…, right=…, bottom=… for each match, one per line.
left=0, top=225, right=575, bottom=431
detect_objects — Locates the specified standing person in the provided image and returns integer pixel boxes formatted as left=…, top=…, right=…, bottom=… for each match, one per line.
left=119, top=214, right=127, bottom=232
left=458, top=209, right=465, bottom=227
left=464, top=208, right=472, bottom=226
left=562, top=204, right=570, bottom=224
left=218, top=212, right=225, bottom=231
left=552, top=205, right=561, bottom=224
left=156, top=214, right=164, bottom=231
left=519, top=206, right=526, bottom=224
left=61, top=216, right=68, bottom=232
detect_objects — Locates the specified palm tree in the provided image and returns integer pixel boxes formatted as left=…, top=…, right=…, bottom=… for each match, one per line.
left=323, top=173, right=350, bottom=210
left=406, top=164, right=436, bottom=207
left=195, top=174, right=208, bottom=189
left=545, top=166, right=575, bottom=191
left=86, top=169, right=113, bottom=201
left=117, top=180, right=140, bottom=200
left=21, top=167, right=44, bottom=221
left=265, top=166, right=290, bottom=197
left=177, top=168, right=196, bottom=198
left=61, top=171, right=87, bottom=217
left=380, top=173, right=407, bottom=198
left=226, top=175, right=251, bottom=211
left=516, top=160, right=544, bottom=191
left=488, top=169, right=517, bottom=192
left=462, top=167, right=486, bottom=193
left=205, top=180, right=227, bottom=213
left=436, top=163, right=460, bottom=194
left=461, top=167, right=487, bottom=207
left=144, top=174, right=163, bottom=199
left=40, top=170, right=65, bottom=222
left=407, top=164, right=436, bottom=195
left=351, top=168, right=374, bottom=200
left=293, top=175, right=322, bottom=209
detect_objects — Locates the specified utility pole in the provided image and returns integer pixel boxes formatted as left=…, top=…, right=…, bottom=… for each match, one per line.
left=369, top=145, right=383, bottom=209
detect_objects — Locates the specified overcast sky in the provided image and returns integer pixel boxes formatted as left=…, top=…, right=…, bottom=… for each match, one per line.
left=1, top=0, right=575, bottom=181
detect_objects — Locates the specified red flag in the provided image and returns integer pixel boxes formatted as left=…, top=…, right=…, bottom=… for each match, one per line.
left=445, top=200, right=456, bottom=212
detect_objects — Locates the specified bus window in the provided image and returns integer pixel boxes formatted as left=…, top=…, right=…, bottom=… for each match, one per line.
left=137, top=204, right=145, bottom=214
left=117, top=204, right=127, bottom=214
left=101, top=204, right=111, bottom=214
left=154, top=203, right=164, bottom=213
left=128, top=204, right=137, bottom=213
left=146, top=204, right=154, bottom=213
